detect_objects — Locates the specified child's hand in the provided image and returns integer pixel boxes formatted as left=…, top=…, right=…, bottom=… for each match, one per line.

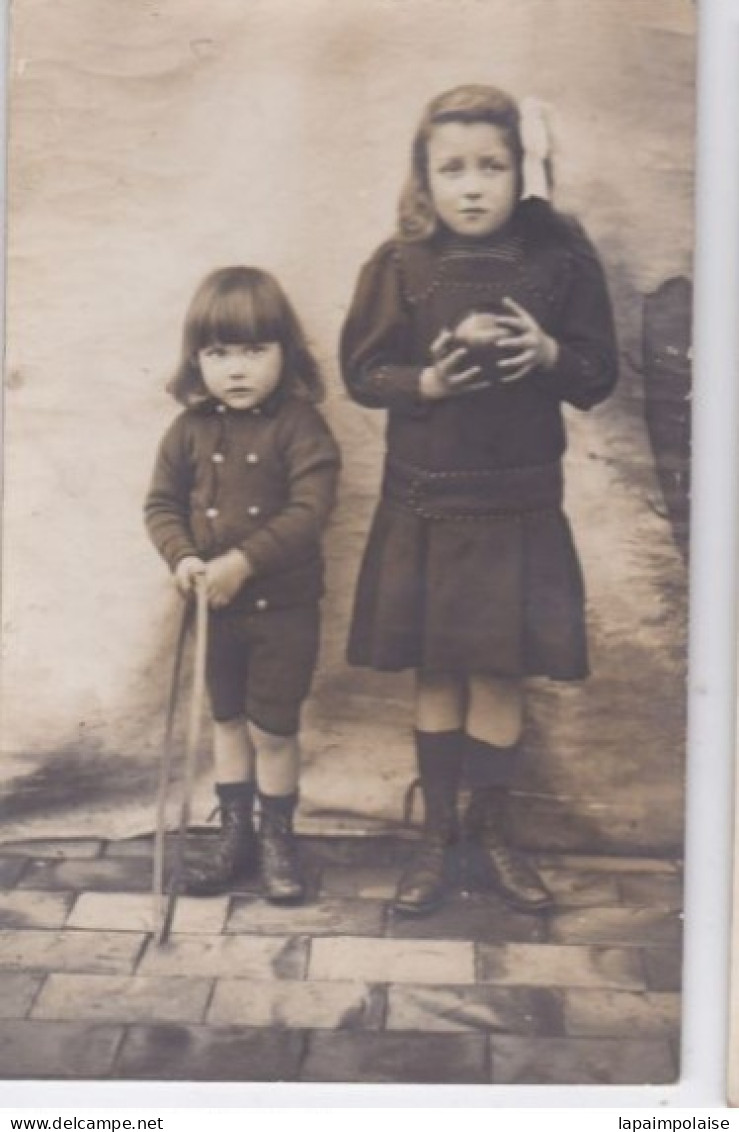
left=419, top=329, right=487, bottom=400
left=174, top=555, right=206, bottom=597
left=204, top=549, right=252, bottom=610
left=495, top=297, right=559, bottom=383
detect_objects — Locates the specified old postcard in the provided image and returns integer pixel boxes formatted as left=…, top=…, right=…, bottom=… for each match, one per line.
left=1, top=0, right=694, bottom=1085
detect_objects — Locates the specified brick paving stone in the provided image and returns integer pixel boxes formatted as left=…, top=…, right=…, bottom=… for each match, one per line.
left=310, top=937, right=475, bottom=984
left=0, top=891, right=73, bottom=930
left=476, top=943, right=645, bottom=990
left=0, top=973, right=43, bottom=1019
left=0, top=840, right=103, bottom=861
left=537, top=870, right=621, bottom=908
left=209, top=979, right=385, bottom=1030
left=549, top=907, right=682, bottom=948
left=301, top=1031, right=489, bottom=1083
left=103, top=837, right=156, bottom=858
left=489, top=1034, right=676, bottom=1085
left=535, top=855, right=679, bottom=875
left=618, top=874, right=683, bottom=910
left=0, top=1020, right=123, bottom=1078
left=32, top=973, right=213, bottom=1024
left=227, top=895, right=385, bottom=936
left=301, top=837, right=413, bottom=870
left=68, top=892, right=229, bottom=934
left=387, top=895, right=546, bottom=944
left=386, top=984, right=563, bottom=1036
left=0, top=929, right=144, bottom=974
left=643, top=948, right=683, bottom=992
left=19, top=857, right=152, bottom=893
left=321, top=866, right=399, bottom=901
left=563, top=989, right=681, bottom=1038
left=137, top=933, right=308, bottom=979
left=0, top=858, right=28, bottom=887
left=113, top=1023, right=305, bottom=1081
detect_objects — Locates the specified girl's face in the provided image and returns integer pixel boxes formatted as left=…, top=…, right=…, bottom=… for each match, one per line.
left=197, top=341, right=283, bottom=411
left=426, top=121, right=518, bottom=238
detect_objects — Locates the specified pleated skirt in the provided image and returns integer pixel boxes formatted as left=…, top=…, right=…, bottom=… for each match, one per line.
left=347, top=498, right=589, bottom=679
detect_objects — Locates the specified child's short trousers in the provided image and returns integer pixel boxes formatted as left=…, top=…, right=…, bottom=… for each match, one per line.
left=205, top=602, right=321, bottom=736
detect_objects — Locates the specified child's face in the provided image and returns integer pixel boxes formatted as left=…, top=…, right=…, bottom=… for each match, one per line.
left=426, top=121, right=518, bottom=239
left=197, top=341, right=283, bottom=411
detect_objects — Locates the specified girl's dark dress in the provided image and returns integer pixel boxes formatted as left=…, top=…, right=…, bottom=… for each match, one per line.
left=340, top=199, right=618, bottom=679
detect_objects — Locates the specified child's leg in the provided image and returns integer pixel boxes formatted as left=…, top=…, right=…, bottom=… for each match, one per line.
left=249, top=722, right=304, bottom=904
left=249, top=723, right=299, bottom=796
left=394, top=672, right=466, bottom=916
left=183, top=620, right=259, bottom=897
left=244, top=604, right=321, bottom=906
left=466, top=675, right=523, bottom=748
left=463, top=674, right=552, bottom=912
left=213, top=715, right=256, bottom=784
left=415, top=670, right=466, bottom=732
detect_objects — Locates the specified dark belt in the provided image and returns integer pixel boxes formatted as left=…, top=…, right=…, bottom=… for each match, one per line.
left=382, top=458, right=563, bottom=519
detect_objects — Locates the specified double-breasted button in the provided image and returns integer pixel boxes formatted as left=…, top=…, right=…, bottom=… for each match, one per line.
left=245, top=453, right=259, bottom=465
left=247, top=505, right=261, bottom=517
left=212, top=453, right=225, bottom=464
left=205, top=507, right=219, bottom=519
left=255, top=598, right=269, bottom=611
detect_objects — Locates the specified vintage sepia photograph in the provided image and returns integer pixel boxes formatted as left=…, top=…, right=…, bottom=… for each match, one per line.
left=0, top=0, right=693, bottom=1086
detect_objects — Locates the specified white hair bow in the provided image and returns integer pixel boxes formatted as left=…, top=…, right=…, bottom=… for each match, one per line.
left=520, top=97, right=555, bottom=201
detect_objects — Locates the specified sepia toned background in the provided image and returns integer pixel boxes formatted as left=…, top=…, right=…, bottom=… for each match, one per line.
left=2, top=0, right=694, bottom=852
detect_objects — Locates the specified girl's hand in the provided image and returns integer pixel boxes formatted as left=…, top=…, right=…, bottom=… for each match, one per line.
left=419, top=329, right=487, bottom=400
left=496, top=297, right=559, bottom=383
left=204, top=549, right=252, bottom=610
left=174, top=555, right=206, bottom=597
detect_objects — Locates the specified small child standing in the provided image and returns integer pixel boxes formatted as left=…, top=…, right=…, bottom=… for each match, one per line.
left=340, top=85, right=618, bottom=916
left=145, top=266, right=340, bottom=902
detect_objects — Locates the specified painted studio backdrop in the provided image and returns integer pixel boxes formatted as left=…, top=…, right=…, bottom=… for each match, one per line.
left=2, top=0, right=694, bottom=851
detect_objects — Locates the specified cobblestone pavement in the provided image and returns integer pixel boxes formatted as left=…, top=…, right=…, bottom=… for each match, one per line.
left=0, top=835, right=682, bottom=1084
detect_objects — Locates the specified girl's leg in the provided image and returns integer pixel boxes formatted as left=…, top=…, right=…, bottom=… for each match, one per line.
left=249, top=722, right=304, bottom=904
left=466, top=675, right=523, bottom=748
left=394, top=672, right=467, bottom=916
left=463, top=675, right=552, bottom=912
left=415, top=670, right=466, bottom=732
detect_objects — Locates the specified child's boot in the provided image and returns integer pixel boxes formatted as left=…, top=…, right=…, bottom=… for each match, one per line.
left=258, top=791, right=305, bottom=904
left=184, top=781, right=258, bottom=897
left=393, top=730, right=463, bottom=917
left=463, top=737, right=553, bottom=913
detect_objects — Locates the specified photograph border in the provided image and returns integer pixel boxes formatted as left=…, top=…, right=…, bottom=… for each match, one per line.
left=0, top=0, right=736, bottom=1109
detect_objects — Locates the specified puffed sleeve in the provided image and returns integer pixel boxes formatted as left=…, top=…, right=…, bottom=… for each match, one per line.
left=144, top=414, right=199, bottom=569
left=543, top=221, right=619, bottom=410
left=237, top=402, right=341, bottom=576
left=340, top=240, right=426, bottom=411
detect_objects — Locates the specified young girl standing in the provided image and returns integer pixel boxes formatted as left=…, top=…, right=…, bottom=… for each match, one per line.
left=340, top=85, right=618, bottom=916
left=145, top=266, right=340, bottom=902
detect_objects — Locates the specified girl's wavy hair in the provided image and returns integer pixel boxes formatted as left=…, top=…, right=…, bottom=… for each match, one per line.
left=168, top=265, right=324, bottom=406
left=398, top=85, right=524, bottom=242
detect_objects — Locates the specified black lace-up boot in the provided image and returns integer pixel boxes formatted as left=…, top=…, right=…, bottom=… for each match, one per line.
left=463, top=737, right=553, bottom=913
left=258, top=791, right=305, bottom=905
left=184, top=782, right=257, bottom=897
left=393, top=730, right=464, bottom=917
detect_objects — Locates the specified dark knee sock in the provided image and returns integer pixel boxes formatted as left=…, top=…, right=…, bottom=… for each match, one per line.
left=216, top=781, right=255, bottom=805
left=415, top=728, right=465, bottom=776
left=463, top=735, right=518, bottom=790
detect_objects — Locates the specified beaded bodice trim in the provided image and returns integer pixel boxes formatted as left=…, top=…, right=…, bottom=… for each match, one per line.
left=393, top=231, right=566, bottom=316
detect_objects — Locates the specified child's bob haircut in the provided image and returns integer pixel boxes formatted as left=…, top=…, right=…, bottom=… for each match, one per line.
left=399, top=84, right=525, bottom=242
left=168, top=265, right=324, bottom=406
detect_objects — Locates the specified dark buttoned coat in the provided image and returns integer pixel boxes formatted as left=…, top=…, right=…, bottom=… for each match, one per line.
left=145, top=390, right=341, bottom=614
